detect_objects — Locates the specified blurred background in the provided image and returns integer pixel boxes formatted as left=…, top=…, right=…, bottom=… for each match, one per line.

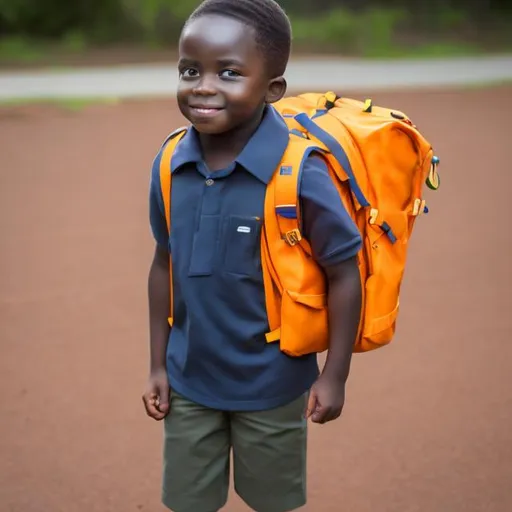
left=1, top=2, right=512, bottom=512
left=0, top=0, right=511, bottom=67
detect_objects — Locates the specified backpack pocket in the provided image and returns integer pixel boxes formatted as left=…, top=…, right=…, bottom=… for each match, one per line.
left=278, top=290, right=329, bottom=357
left=359, top=221, right=407, bottom=351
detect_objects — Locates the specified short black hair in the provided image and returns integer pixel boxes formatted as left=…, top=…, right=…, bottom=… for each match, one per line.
left=187, top=0, right=292, bottom=78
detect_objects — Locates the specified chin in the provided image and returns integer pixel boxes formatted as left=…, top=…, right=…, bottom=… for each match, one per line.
left=192, top=122, right=231, bottom=135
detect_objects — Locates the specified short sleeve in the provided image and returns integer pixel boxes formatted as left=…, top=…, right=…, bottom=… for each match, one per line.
left=149, top=148, right=170, bottom=249
left=299, top=154, right=362, bottom=267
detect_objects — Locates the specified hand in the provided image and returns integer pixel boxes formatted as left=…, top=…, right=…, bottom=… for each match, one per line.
left=142, top=367, right=170, bottom=420
left=306, top=374, right=346, bottom=424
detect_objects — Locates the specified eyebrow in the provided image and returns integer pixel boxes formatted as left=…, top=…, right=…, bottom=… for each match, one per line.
left=177, top=57, right=246, bottom=69
left=178, top=58, right=199, bottom=66
left=217, top=58, right=246, bottom=68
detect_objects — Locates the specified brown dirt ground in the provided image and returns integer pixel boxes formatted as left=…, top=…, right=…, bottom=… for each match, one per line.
left=1, top=86, right=511, bottom=512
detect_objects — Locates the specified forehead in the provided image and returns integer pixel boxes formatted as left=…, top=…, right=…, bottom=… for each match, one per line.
left=180, top=14, right=263, bottom=64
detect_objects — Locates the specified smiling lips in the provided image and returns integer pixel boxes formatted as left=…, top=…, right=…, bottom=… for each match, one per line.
left=189, top=105, right=224, bottom=117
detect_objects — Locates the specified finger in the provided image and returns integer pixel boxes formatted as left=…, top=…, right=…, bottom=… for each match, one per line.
left=143, top=392, right=166, bottom=420
left=312, top=406, right=331, bottom=424
left=323, top=407, right=342, bottom=424
left=156, top=385, right=170, bottom=414
left=142, top=392, right=159, bottom=417
left=306, top=391, right=317, bottom=418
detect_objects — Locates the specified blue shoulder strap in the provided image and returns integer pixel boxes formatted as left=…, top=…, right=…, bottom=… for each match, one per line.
left=294, top=112, right=397, bottom=244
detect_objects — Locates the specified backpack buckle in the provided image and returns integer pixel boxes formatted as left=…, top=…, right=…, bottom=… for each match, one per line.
left=284, top=229, right=302, bottom=246
left=412, top=198, right=426, bottom=216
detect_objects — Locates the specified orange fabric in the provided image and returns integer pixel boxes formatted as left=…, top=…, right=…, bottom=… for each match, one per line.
left=159, top=128, right=187, bottom=327
left=270, top=92, right=438, bottom=355
left=261, top=135, right=328, bottom=355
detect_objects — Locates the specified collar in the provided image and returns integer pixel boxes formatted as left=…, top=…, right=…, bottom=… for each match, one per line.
left=170, top=105, right=290, bottom=184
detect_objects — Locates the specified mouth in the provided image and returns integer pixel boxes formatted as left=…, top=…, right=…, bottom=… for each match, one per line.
left=189, top=106, right=224, bottom=117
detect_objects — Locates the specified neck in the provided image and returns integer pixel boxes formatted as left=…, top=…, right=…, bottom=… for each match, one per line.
left=199, top=105, right=266, bottom=168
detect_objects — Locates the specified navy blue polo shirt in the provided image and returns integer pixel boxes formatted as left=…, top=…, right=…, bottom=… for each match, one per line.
left=149, top=106, right=362, bottom=411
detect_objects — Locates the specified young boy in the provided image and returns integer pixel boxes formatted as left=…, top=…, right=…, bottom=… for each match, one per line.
left=143, top=1, right=362, bottom=510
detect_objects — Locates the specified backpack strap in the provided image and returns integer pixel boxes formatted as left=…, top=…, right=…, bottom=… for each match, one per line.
left=273, top=134, right=324, bottom=257
left=294, top=113, right=370, bottom=209
left=263, top=135, right=323, bottom=343
left=158, top=127, right=187, bottom=326
left=294, top=113, right=398, bottom=244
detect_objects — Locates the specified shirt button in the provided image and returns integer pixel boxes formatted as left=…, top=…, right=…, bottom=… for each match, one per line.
left=205, top=178, right=214, bottom=187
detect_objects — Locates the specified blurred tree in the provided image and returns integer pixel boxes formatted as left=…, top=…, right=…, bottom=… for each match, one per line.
left=0, top=0, right=509, bottom=49
left=0, top=0, right=126, bottom=40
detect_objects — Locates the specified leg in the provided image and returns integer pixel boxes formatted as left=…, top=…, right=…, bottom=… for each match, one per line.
left=232, top=394, right=308, bottom=512
left=162, top=391, right=230, bottom=512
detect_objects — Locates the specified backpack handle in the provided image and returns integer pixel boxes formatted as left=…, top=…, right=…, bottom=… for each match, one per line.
left=294, top=113, right=370, bottom=209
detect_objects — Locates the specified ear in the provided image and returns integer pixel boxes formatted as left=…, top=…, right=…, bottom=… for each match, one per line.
left=265, top=77, right=287, bottom=104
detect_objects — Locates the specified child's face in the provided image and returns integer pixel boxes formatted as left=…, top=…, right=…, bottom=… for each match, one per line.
left=177, top=14, right=285, bottom=135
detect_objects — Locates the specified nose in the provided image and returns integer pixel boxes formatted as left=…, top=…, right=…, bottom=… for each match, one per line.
left=192, top=74, right=217, bottom=96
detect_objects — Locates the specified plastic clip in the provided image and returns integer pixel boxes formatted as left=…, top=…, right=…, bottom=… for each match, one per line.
left=284, top=229, right=302, bottom=246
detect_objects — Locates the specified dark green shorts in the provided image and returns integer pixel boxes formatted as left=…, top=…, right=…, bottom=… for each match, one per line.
left=162, top=391, right=308, bottom=512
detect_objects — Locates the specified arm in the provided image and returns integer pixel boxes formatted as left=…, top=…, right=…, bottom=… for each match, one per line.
left=307, top=257, right=362, bottom=423
left=299, top=153, right=363, bottom=424
left=142, top=149, right=172, bottom=421
left=322, top=256, right=362, bottom=388
left=148, top=244, right=170, bottom=373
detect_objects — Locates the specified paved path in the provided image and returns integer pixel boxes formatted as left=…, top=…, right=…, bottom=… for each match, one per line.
left=0, top=55, right=511, bottom=100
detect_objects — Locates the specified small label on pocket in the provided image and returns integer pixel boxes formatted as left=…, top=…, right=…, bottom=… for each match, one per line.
left=224, top=215, right=261, bottom=276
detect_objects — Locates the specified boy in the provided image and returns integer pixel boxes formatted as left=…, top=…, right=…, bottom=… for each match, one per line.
left=143, top=1, right=362, bottom=511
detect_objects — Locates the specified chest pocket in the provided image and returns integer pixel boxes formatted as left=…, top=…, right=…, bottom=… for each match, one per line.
left=223, top=215, right=262, bottom=276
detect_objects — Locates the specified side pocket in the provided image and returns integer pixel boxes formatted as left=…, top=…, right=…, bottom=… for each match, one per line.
left=279, top=290, right=329, bottom=357
left=359, top=223, right=406, bottom=351
left=362, top=275, right=399, bottom=346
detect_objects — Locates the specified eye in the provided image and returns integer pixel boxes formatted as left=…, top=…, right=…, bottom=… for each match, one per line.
left=220, top=69, right=241, bottom=79
left=180, top=68, right=199, bottom=79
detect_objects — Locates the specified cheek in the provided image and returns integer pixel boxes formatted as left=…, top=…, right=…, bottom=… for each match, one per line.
left=176, top=88, right=190, bottom=120
left=224, top=79, right=267, bottom=104
left=176, top=81, right=190, bottom=101
left=176, top=86, right=191, bottom=112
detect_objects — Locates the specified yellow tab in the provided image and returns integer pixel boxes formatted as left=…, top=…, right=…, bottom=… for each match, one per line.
left=412, top=198, right=422, bottom=216
left=325, top=91, right=337, bottom=105
left=363, top=98, right=373, bottom=112
left=265, top=328, right=280, bottom=343
left=316, top=95, right=327, bottom=109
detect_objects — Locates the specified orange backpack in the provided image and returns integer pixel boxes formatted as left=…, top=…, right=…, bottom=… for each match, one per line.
left=158, top=91, right=440, bottom=357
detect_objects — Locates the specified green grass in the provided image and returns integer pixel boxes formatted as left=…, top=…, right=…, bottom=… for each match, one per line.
left=0, top=37, right=46, bottom=63
left=290, top=7, right=508, bottom=60
left=0, top=20, right=512, bottom=68
left=0, top=34, right=88, bottom=66
left=0, top=96, right=121, bottom=111
left=459, top=78, right=512, bottom=90
left=363, top=41, right=486, bottom=59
